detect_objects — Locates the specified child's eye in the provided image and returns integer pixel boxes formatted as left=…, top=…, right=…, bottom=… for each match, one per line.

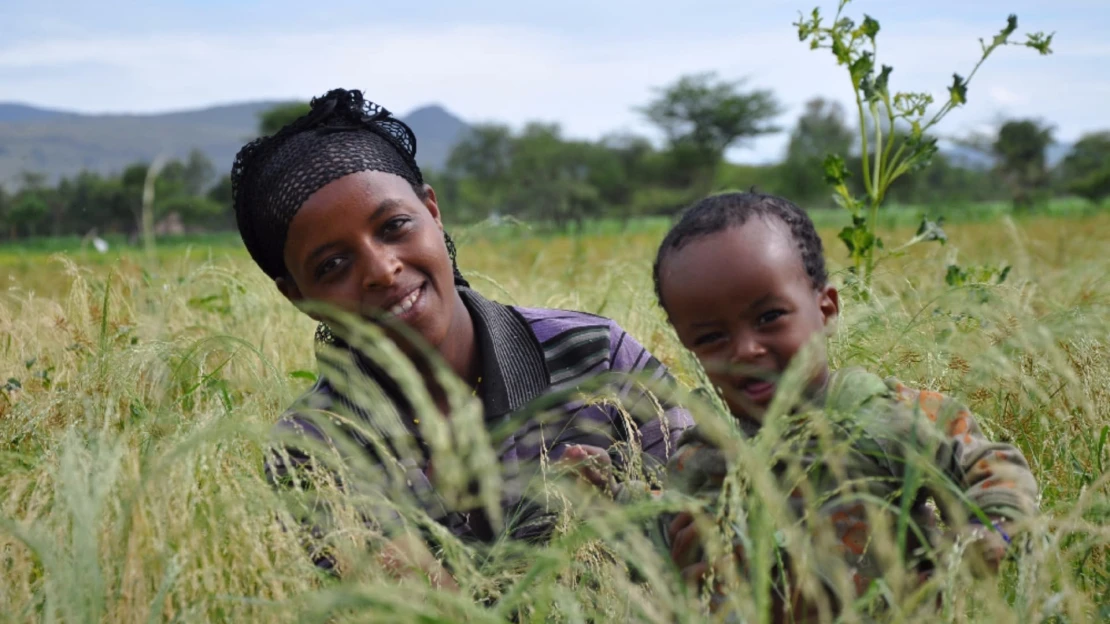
left=381, top=216, right=413, bottom=237
left=692, top=332, right=726, bottom=347
left=758, top=309, right=786, bottom=326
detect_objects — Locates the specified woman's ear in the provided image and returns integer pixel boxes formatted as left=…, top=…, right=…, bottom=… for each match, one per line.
left=275, top=275, right=303, bottom=304
left=422, top=184, right=443, bottom=229
left=818, top=284, right=840, bottom=329
left=277, top=276, right=327, bottom=322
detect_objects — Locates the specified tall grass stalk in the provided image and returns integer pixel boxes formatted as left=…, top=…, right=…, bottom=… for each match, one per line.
left=0, top=215, right=1108, bottom=622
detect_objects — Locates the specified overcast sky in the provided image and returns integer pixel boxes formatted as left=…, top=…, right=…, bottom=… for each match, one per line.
left=3, top=0, right=1107, bottom=162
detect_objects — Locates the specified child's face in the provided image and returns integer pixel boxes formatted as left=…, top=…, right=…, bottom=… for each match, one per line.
left=659, top=217, right=839, bottom=421
left=277, top=170, right=459, bottom=352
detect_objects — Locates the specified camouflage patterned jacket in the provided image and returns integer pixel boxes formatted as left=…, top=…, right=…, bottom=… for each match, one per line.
left=650, top=367, right=1039, bottom=603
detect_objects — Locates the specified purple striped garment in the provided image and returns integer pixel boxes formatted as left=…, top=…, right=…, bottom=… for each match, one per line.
left=268, top=287, right=694, bottom=546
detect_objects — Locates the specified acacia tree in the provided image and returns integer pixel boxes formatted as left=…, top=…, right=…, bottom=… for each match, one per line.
left=639, top=72, right=782, bottom=196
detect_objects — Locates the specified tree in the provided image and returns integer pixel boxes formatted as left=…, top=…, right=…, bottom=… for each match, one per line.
left=120, top=162, right=151, bottom=233
left=208, top=174, right=233, bottom=207
left=160, top=195, right=226, bottom=228
left=9, top=192, right=48, bottom=237
left=0, top=185, right=10, bottom=240
left=639, top=72, right=782, bottom=195
left=594, top=133, right=656, bottom=222
left=779, top=98, right=855, bottom=205
left=885, top=151, right=1008, bottom=205
left=504, top=123, right=602, bottom=228
left=180, top=149, right=216, bottom=196
left=258, top=102, right=311, bottom=136
left=787, top=98, right=855, bottom=162
left=149, top=151, right=220, bottom=229
left=446, top=124, right=515, bottom=216
left=62, top=171, right=109, bottom=234
left=7, top=172, right=52, bottom=238
left=993, top=119, right=1054, bottom=210
left=1058, top=131, right=1110, bottom=205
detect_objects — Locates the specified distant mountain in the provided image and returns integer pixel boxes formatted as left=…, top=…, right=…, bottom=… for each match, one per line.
left=0, top=103, right=74, bottom=123
left=0, top=101, right=471, bottom=189
left=404, top=105, right=470, bottom=174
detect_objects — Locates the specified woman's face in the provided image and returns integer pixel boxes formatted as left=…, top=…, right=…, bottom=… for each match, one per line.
left=278, top=170, right=460, bottom=352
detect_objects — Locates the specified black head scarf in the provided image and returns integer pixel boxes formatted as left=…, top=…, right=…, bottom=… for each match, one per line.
left=230, top=88, right=468, bottom=287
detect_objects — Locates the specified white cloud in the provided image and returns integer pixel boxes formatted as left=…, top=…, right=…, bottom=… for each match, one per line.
left=988, top=86, right=1025, bottom=106
left=0, top=16, right=1105, bottom=162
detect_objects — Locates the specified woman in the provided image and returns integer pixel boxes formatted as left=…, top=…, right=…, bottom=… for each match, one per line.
left=230, top=88, right=692, bottom=558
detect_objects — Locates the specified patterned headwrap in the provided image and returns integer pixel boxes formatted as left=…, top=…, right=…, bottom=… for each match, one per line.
left=230, top=88, right=467, bottom=287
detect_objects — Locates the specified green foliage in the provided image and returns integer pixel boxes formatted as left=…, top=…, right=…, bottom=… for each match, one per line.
left=944, top=261, right=1011, bottom=305
left=160, top=149, right=216, bottom=197
left=993, top=119, right=1055, bottom=210
left=795, top=0, right=1054, bottom=287
left=1059, top=131, right=1110, bottom=205
left=9, top=192, right=49, bottom=236
left=0, top=151, right=228, bottom=241
left=258, top=102, right=312, bottom=136
left=207, top=174, right=234, bottom=207
left=944, top=262, right=1010, bottom=288
left=639, top=72, right=782, bottom=194
left=779, top=98, right=855, bottom=205
left=0, top=185, right=8, bottom=230
left=445, top=123, right=680, bottom=226
left=2, top=55, right=1098, bottom=245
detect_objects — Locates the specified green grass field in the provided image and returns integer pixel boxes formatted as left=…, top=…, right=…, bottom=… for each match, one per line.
left=1, top=208, right=1108, bottom=622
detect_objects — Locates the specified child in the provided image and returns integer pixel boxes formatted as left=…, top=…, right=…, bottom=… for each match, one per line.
left=649, top=192, right=1039, bottom=617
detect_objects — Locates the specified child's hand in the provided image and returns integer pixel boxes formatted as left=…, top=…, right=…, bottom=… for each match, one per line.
left=668, top=511, right=702, bottom=570
left=555, top=444, right=617, bottom=495
left=961, top=519, right=1013, bottom=574
left=668, top=512, right=747, bottom=586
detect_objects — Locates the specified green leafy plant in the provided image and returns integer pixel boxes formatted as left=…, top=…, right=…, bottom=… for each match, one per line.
left=796, top=1, right=1053, bottom=287
left=945, top=261, right=1012, bottom=304
left=944, top=263, right=1012, bottom=289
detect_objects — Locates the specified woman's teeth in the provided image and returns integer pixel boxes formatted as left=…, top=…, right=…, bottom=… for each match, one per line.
left=389, top=287, right=421, bottom=316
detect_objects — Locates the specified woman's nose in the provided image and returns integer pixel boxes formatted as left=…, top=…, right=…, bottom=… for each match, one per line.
left=359, top=246, right=403, bottom=291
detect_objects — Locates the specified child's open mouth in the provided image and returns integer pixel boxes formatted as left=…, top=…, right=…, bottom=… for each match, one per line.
left=736, top=378, right=776, bottom=404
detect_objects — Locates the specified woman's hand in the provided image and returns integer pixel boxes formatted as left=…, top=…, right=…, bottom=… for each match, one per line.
left=376, top=533, right=460, bottom=591
left=555, top=444, right=618, bottom=495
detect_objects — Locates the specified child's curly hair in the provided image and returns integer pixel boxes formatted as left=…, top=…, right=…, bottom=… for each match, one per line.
left=653, top=191, right=827, bottom=312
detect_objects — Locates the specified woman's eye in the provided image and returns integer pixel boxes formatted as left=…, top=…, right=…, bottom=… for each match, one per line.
left=316, top=256, right=345, bottom=278
left=382, top=216, right=412, bottom=236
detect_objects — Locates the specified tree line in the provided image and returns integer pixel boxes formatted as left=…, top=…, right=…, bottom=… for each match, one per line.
left=2, top=72, right=1108, bottom=240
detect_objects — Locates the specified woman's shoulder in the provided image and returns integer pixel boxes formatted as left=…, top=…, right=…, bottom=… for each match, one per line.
left=275, top=377, right=337, bottom=425
left=511, top=305, right=664, bottom=373
left=510, top=305, right=619, bottom=339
